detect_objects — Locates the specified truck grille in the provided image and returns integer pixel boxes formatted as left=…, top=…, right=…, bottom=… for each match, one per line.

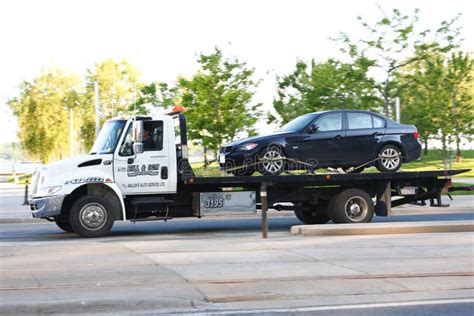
left=30, top=170, right=40, bottom=197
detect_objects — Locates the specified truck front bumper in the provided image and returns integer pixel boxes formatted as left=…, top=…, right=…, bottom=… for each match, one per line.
left=29, top=195, right=66, bottom=218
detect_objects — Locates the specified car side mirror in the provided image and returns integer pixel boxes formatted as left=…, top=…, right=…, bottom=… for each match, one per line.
left=132, top=120, right=144, bottom=154
left=308, top=124, right=319, bottom=133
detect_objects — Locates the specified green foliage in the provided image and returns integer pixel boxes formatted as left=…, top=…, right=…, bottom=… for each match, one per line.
left=401, top=51, right=473, bottom=156
left=133, top=82, right=178, bottom=114
left=8, top=69, right=81, bottom=163
left=336, top=6, right=462, bottom=118
left=178, top=48, right=262, bottom=153
left=80, top=59, right=142, bottom=150
left=273, top=58, right=380, bottom=124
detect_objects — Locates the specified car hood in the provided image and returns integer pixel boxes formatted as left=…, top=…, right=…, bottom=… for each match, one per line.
left=224, top=131, right=294, bottom=147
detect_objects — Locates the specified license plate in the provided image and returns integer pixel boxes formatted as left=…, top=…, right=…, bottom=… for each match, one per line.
left=399, top=186, right=417, bottom=195
left=219, top=154, right=226, bottom=164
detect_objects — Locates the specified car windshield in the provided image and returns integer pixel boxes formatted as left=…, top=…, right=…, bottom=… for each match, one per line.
left=279, top=113, right=317, bottom=132
left=90, top=120, right=126, bottom=155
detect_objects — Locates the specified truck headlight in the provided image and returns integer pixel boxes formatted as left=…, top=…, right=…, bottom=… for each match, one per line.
left=36, top=186, right=62, bottom=197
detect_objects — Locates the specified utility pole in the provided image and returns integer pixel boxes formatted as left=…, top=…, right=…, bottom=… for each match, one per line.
left=395, top=97, right=401, bottom=123
left=69, top=108, right=74, bottom=157
left=94, top=81, right=100, bottom=137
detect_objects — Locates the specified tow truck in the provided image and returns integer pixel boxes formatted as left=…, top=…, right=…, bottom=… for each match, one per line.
left=29, top=106, right=469, bottom=237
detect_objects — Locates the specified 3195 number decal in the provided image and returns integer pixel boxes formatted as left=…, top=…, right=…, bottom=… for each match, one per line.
left=204, top=198, right=224, bottom=209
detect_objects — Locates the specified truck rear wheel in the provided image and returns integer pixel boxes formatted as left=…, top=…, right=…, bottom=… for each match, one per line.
left=294, top=203, right=330, bottom=224
left=329, top=189, right=374, bottom=223
left=69, top=195, right=115, bottom=238
left=55, top=220, right=74, bottom=233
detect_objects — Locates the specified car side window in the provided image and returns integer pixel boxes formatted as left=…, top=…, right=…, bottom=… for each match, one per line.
left=372, top=115, right=385, bottom=128
left=315, top=113, right=342, bottom=132
left=347, top=113, right=372, bottom=129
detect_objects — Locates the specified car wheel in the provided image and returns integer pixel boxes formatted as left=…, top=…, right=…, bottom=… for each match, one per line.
left=259, top=146, right=285, bottom=176
left=294, top=203, right=330, bottom=224
left=69, top=195, right=115, bottom=238
left=376, top=145, right=402, bottom=172
left=55, top=220, right=74, bottom=233
left=329, top=188, right=374, bottom=224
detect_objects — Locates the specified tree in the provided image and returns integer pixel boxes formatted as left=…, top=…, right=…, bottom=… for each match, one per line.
left=401, top=51, right=473, bottom=159
left=178, top=48, right=262, bottom=163
left=133, top=82, right=178, bottom=114
left=272, top=58, right=380, bottom=124
left=8, top=69, right=81, bottom=163
left=80, top=59, right=142, bottom=150
left=335, top=6, right=461, bottom=118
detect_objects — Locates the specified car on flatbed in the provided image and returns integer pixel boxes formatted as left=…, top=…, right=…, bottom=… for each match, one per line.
left=219, top=110, right=421, bottom=175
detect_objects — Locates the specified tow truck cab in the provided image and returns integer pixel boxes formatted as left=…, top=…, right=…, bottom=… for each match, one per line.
left=29, top=107, right=194, bottom=236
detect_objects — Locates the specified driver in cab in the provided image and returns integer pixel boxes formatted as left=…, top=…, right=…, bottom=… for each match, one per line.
left=143, top=127, right=156, bottom=150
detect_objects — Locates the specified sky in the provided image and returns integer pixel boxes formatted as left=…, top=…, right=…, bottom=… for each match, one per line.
left=0, top=0, right=472, bottom=144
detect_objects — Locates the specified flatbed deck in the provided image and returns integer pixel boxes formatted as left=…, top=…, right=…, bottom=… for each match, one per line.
left=183, top=169, right=468, bottom=187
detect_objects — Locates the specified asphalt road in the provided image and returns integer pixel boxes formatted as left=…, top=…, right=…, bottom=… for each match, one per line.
left=1, top=184, right=473, bottom=315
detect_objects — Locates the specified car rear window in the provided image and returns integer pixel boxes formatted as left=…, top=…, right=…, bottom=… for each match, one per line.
left=372, top=115, right=385, bottom=128
left=347, top=113, right=372, bottom=129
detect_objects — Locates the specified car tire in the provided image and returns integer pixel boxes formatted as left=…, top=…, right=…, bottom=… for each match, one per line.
left=69, top=195, right=115, bottom=238
left=258, top=145, right=285, bottom=176
left=55, top=220, right=74, bottom=233
left=294, top=203, right=330, bottom=224
left=328, top=188, right=374, bottom=224
left=376, top=145, right=402, bottom=172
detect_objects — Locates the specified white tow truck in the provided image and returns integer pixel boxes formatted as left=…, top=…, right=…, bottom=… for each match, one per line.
left=29, top=106, right=468, bottom=237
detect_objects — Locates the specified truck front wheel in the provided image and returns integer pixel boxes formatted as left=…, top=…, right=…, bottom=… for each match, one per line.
left=328, top=189, right=374, bottom=224
left=294, top=203, right=330, bottom=224
left=69, top=195, right=115, bottom=237
left=55, top=220, right=74, bottom=233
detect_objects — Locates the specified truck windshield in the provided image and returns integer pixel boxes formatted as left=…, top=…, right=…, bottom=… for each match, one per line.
left=279, top=113, right=318, bottom=132
left=90, top=120, right=126, bottom=155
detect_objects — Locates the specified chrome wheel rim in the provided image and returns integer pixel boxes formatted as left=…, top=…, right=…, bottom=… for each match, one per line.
left=262, top=150, right=284, bottom=174
left=79, top=202, right=107, bottom=230
left=344, top=196, right=368, bottom=221
left=381, top=148, right=400, bottom=170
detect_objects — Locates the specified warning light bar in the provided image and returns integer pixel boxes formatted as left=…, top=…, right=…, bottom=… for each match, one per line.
left=164, top=105, right=187, bottom=115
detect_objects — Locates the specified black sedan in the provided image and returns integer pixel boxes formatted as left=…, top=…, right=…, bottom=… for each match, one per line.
left=219, top=110, right=421, bottom=175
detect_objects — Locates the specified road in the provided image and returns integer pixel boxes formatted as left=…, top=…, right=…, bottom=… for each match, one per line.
left=0, top=183, right=473, bottom=315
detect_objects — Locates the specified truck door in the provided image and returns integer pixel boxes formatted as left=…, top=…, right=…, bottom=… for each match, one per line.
left=114, top=120, right=174, bottom=195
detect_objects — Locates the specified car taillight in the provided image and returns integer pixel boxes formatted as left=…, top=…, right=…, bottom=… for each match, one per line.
left=413, top=129, right=419, bottom=140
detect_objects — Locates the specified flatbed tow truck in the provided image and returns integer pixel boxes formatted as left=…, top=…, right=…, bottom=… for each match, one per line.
left=29, top=106, right=470, bottom=237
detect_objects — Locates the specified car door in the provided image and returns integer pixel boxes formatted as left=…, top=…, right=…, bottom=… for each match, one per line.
left=114, top=120, right=173, bottom=195
left=344, top=112, right=386, bottom=163
left=297, top=112, right=346, bottom=166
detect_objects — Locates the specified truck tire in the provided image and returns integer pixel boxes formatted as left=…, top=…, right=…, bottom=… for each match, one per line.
left=376, top=145, right=402, bottom=172
left=55, top=220, right=74, bottom=233
left=294, top=204, right=330, bottom=224
left=329, top=189, right=374, bottom=223
left=259, top=145, right=285, bottom=176
left=69, top=195, right=115, bottom=238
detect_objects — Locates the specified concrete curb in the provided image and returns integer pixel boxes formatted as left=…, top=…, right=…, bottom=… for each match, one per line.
left=291, top=220, right=474, bottom=236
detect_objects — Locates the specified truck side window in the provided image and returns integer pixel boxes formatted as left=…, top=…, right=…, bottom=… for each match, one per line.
left=143, top=121, right=164, bottom=151
left=119, top=125, right=134, bottom=156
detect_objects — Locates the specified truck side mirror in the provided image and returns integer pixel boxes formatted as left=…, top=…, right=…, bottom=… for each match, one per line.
left=132, top=120, right=144, bottom=154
